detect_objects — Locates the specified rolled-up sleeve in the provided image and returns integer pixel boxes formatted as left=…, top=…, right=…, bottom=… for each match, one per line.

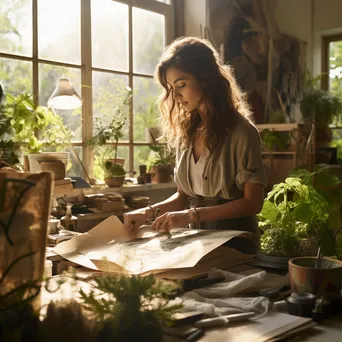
left=235, top=123, right=267, bottom=190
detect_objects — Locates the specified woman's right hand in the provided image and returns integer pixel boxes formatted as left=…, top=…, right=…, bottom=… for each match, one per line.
left=123, top=207, right=152, bottom=235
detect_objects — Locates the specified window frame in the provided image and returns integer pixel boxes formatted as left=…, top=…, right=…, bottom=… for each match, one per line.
left=0, top=0, right=174, bottom=177
left=321, top=34, right=342, bottom=92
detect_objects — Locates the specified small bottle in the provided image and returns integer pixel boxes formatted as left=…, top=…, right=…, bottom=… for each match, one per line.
left=60, top=204, right=78, bottom=231
left=137, top=164, right=147, bottom=184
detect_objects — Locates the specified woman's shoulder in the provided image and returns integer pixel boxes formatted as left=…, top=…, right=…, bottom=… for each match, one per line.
left=228, top=116, right=259, bottom=140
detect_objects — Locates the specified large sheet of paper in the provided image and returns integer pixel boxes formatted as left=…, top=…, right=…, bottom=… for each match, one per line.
left=54, top=216, right=251, bottom=275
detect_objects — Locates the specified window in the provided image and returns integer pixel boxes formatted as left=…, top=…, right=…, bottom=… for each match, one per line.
left=322, top=35, right=342, bottom=159
left=0, top=0, right=173, bottom=178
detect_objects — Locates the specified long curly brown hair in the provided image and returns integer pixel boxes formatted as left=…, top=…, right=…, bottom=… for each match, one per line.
left=155, top=36, right=253, bottom=153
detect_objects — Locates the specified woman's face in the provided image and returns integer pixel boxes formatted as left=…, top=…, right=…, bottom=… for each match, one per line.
left=166, top=66, right=204, bottom=112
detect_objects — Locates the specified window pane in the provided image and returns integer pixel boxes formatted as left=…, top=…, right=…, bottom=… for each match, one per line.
left=0, top=0, right=32, bottom=56
left=91, top=0, right=128, bottom=71
left=0, top=58, right=32, bottom=95
left=92, top=71, right=129, bottom=141
left=133, top=76, right=161, bottom=141
left=93, top=145, right=129, bottom=181
left=329, top=41, right=342, bottom=94
left=332, top=128, right=342, bottom=160
left=38, top=0, right=81, bottom=64
left=67, top=146, right=83, bottom=177
left=133, top=8, right=165, bottom=75
left=39, top=64, right=82, bottom=141
left=134, top=146, right=153, bottom=175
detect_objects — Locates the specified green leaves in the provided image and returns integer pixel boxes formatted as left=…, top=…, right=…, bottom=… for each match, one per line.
left=0, top=93, right=73, bottom=158
left=87, top=86, right=132, bottom=169
left=79, top=273, right=181, bottom=329
left=259, top=173, right=333, bottom=256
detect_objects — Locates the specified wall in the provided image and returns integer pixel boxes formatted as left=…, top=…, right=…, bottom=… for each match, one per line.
left=275, top=0, right=313, bottom=71
left=312, top=0, right=342, bottom=75
left=184, top=0, right=206, bottom=37
left=183, top=0, right=313, bottom=70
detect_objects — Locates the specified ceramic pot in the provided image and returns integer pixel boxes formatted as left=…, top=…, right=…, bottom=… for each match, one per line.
left=289, top=256, right=342, bottom=300
left=150, top=165, right=172, bottom=183
left=27, top=152, right=69, bottom=176
left=256, top=251, right=292, bottom=270
left=104, top=176, right=125, bottom=187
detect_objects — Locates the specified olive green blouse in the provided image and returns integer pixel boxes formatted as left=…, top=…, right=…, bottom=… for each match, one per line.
left=174, top=116, right=267, bottom=199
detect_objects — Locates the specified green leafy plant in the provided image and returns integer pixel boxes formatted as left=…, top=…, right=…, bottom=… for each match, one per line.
left=0, top=93, right=72, bottom=166
left=289, top=164, right=342, bottom=238
left=268, top=109, right=286, bottom=124
left=147, top=143, right=175, bottom=169
left=261, top=129, right=291, bottom=151
left=79, top=273, right=182, bottom=342
left=300, top=71, right=342, bottom=126
left=258, top=176, right=331, bottom=256
left=87, top=87, right=132, bottom=177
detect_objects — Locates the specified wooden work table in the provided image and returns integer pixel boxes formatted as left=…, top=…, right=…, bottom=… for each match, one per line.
left=41, top=256, right=342, bottom=341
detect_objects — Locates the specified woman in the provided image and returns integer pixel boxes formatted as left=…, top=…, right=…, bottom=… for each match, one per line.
left=124, top=36, right=266, bottom=254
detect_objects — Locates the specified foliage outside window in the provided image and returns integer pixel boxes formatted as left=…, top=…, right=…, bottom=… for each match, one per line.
left=0, top=0, right=172, bottom=179
left=323, top=36, right=342, bottom=159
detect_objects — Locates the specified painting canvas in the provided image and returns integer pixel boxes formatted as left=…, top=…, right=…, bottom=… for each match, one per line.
left=206, top=0, right=306, bottom=123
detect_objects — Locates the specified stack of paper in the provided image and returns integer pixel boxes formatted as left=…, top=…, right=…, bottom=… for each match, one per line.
left=53, top=216, right=255, bottom=277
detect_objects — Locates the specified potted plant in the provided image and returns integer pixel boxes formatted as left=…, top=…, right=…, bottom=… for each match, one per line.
left=261, top=129, right=291, bottom=152
left=258, top=175, right=332, bottom=265
left=0, top=92, right=72, bottom=173
left=147, top=143, right=175, bottom=184
left=87, top=87, right=132, bottom=187
left=79, top=273, right=181, bottom=342
left=300, top=71, right=342, bottom=147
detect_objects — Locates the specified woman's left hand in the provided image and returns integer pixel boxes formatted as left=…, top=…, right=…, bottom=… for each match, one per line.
left=151, top=209, right=194, bottom=232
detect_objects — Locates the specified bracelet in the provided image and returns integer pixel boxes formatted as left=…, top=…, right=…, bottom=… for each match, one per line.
left=147, top=205, right=155, bottom=220
left=192, top=206, right=201, bottom=229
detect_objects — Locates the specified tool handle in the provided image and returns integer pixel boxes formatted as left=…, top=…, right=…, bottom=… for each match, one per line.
left=223, top=311, right=255, bottom=322
left=195, top=316, right=229, bottom=329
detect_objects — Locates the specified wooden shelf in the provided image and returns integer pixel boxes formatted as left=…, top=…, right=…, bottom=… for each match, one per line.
left=255, top=123, right=312, bottom=132
left=257, top=123, right=316, bottom=186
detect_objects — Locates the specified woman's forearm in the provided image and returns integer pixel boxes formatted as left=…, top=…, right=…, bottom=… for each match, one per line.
left=195, top=197, right=261, bottom=223
left=149, top=189, right=189, bottom=217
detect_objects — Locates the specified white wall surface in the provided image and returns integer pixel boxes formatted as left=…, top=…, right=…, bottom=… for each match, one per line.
left=275, top=0, right=313, bottom=71
left=183, top=0, right=313, bottom=69
left=184, top=0, right=206, bottom=37
left=313, top=0, right=342, bottom=32
left=312, top=0, right=342, bottom=76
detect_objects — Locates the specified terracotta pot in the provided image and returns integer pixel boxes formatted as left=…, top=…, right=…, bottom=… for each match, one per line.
left=289, top=256, right=342, bottom=300
left=150, top=165, right=172, bottom=183
left=104, top=176, right=125, bottom=187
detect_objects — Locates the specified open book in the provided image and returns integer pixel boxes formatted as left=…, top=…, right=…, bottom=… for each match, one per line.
left=53, top=216, right=255, bottom=277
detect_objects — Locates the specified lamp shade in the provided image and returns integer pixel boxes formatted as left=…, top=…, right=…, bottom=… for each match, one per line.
left=47, top=78, right=82, bottom=110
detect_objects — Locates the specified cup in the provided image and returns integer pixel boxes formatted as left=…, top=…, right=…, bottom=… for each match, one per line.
left=48, top=219, right=60, bottom=234
left=289, top=257, right=342, bottom=300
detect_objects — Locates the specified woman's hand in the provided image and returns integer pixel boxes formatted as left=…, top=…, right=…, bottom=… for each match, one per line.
left=123, top=207, right=152, bottom=234
left=151, top=209, right=195, bottom=232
